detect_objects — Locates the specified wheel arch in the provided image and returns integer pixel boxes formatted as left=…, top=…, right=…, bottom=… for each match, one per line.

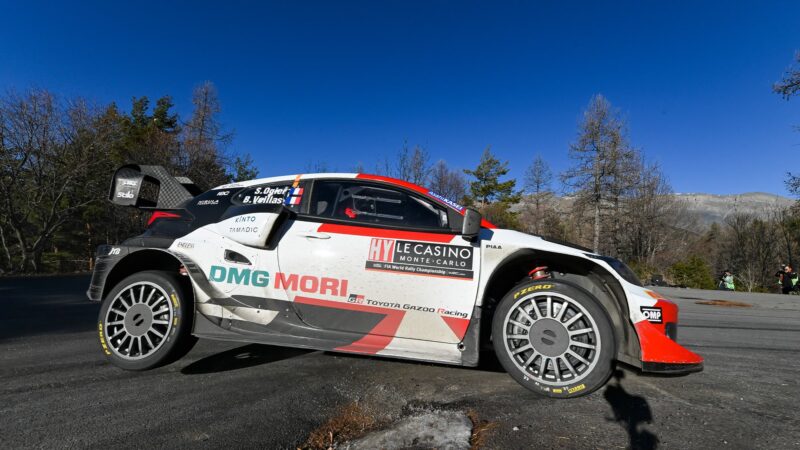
left=101, top=249, right=190, bottom=302
left=478, top=249, right=641, bottom=368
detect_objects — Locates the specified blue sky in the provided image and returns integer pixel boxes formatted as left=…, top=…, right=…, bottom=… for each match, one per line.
left=1, top=1, right=799, bottom=195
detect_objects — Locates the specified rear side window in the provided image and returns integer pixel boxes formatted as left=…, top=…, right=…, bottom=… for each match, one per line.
left=310, top=181, right=448, bottom=229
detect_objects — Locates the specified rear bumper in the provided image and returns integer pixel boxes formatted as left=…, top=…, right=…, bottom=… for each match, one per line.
left=86, top=245, right=128, bottom=302
left=635, top=298, right=704, bottom=374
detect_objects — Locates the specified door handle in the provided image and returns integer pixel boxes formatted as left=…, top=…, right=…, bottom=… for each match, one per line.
left=297, top=232, right=331, bottom=240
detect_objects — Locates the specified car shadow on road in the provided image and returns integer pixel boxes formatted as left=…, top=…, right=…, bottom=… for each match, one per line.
left=181, top=344, right=311, bottom=375
left=604, top=369, right=660, bottom=450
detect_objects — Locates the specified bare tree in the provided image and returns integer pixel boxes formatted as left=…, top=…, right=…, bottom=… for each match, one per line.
left=522, top=155, right=554, bottom=234
left=373, top=155, right=393, bottom=177
left=774, top=51, right=800, bottom=100
left=721, top=213, right=781, bottom=292
left=775, top=51, right=800, bottom=196
left=561, top=95, right=636, bottom=254
left=304, top=160, right=332, bottom=173
left=429, top=159, right=466, bottom=201
left=373, top=144, right=433, bottom=184
left=395, top=144, right=431, bottom=185
left=181, top=81, right=233, bottom=188
left=0, top=90, right=108, bottom=272
left=772, top=206, right=798, bottom=268
left=621, top=160, right=691, bottom=269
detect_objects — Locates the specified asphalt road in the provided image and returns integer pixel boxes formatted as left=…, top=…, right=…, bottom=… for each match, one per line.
left=1, top=276, right=798, bottom=449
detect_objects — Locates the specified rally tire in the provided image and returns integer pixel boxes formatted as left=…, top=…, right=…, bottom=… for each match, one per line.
left=492, top=279, right=615, bottom=398
left=98, top=270, right=197, bottom=370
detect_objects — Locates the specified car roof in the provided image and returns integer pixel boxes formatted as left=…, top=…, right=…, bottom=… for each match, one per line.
left=212, top=172, right=492, bottom=226
left=214, top=173, right=359, bottom=189
left=214, top=173, right=439, bottom=199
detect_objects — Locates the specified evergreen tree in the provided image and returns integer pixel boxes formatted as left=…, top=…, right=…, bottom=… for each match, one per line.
left=669, top=255, right=715, bottom=290
left=464, top=147, right=519, bottom=205
left=231, top=154, right=259, bottom=182
left=463, top=147, right=521, bottom=228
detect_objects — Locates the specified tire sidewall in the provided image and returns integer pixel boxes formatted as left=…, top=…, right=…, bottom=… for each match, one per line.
left=492, top=279, right=616, bottom=398
left=97, top=270, right=192, bottom=370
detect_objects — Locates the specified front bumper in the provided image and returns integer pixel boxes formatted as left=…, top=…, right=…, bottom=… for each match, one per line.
left=641, top=361, right=704, bottom=374
left=636, top=297, right=704, bottom=374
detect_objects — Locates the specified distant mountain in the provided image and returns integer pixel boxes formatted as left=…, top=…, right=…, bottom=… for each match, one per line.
left=675, top=192, right=793, bottom=228
left=519, top=192, right=794, bottom=230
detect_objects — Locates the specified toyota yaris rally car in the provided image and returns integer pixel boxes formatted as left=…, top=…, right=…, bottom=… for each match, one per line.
left=88, top=165, right=702, bottom=398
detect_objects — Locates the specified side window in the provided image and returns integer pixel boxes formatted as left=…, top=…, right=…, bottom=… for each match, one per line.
left=310, top=181, right=448, bottom=229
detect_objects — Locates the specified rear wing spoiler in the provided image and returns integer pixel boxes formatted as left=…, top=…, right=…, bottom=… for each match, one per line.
left=109, top=164, right=202, bottom=209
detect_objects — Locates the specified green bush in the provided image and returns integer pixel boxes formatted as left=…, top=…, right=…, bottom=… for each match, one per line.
left=669, top=256, right=716, bottom=290
left=628, top=261, right=658, bottom=283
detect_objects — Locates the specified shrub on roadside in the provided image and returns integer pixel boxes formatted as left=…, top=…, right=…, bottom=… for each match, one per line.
left=669, top=256, right=716, bottom=290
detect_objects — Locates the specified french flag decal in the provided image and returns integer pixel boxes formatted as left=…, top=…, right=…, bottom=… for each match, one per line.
left=285, top=187, right=304, bottom=205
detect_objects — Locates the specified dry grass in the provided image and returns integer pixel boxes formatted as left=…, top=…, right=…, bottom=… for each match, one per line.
left=466, top=409, right=498, bottom=450
left=695, top=299, right=753, bottom=308
left=301, top=402, right=382, bottom=450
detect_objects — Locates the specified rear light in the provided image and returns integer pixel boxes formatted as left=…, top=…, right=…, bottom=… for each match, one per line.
left=147, top=211, right=182, bottom=226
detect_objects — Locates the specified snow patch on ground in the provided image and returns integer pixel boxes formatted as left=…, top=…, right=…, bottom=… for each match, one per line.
left=346, top=410, right=472, bottom=450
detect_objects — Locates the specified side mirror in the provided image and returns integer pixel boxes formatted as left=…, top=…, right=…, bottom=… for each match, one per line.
left=462, top=207, right=481, bottom=241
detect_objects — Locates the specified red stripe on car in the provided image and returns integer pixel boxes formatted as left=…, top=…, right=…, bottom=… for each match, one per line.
left=356, top=173, right=430, bottom=196
left=294, top=295, right=405, bottom=354
left=441, top=315, right=470, bottom=339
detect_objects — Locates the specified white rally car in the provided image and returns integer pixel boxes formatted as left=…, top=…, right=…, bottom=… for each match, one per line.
left=88, top=165, right=703, bottom=398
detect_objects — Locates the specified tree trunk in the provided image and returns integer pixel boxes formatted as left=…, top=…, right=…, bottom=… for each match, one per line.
left=0, top=225, right=12, bottom=270
left=593, top=202, right=601, bottom=253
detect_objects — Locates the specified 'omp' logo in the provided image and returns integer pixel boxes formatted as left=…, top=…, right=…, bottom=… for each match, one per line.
left=641, top=306, right=663, bottom=324
left=210, top=265, right=270, bottom=287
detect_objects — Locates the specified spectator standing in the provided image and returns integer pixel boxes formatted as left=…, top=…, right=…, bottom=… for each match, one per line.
left=718, top=270, right=735, bottom=291
left=777, top=265, right=797, bottom=295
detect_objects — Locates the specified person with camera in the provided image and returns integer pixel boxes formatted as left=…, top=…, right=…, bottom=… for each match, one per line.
left=776, top=264, right=798, bottom=295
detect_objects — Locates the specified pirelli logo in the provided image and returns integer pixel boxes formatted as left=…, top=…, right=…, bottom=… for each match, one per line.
left=366, top=238, right=474, bottom=279
left=514, top=284, right=554, bottom=299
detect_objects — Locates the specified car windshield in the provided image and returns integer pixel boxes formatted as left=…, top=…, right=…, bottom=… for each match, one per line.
left=597, top=256, right=642, bottom=286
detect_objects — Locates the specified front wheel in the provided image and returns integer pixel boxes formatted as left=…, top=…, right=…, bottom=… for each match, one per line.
left=98, top=270, right=197, bottom=370
left=492, top=279, right=615, bottom=398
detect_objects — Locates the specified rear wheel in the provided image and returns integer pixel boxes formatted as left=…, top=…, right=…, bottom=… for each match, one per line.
left=492, top=279, right=615, bottom=398
left=98, top=270, right=197, bottom=370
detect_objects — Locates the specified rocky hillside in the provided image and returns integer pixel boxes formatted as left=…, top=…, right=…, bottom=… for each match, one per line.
left=520, top=192, right=794, bottom=230
left=675, top=192, right=793, bottom=227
